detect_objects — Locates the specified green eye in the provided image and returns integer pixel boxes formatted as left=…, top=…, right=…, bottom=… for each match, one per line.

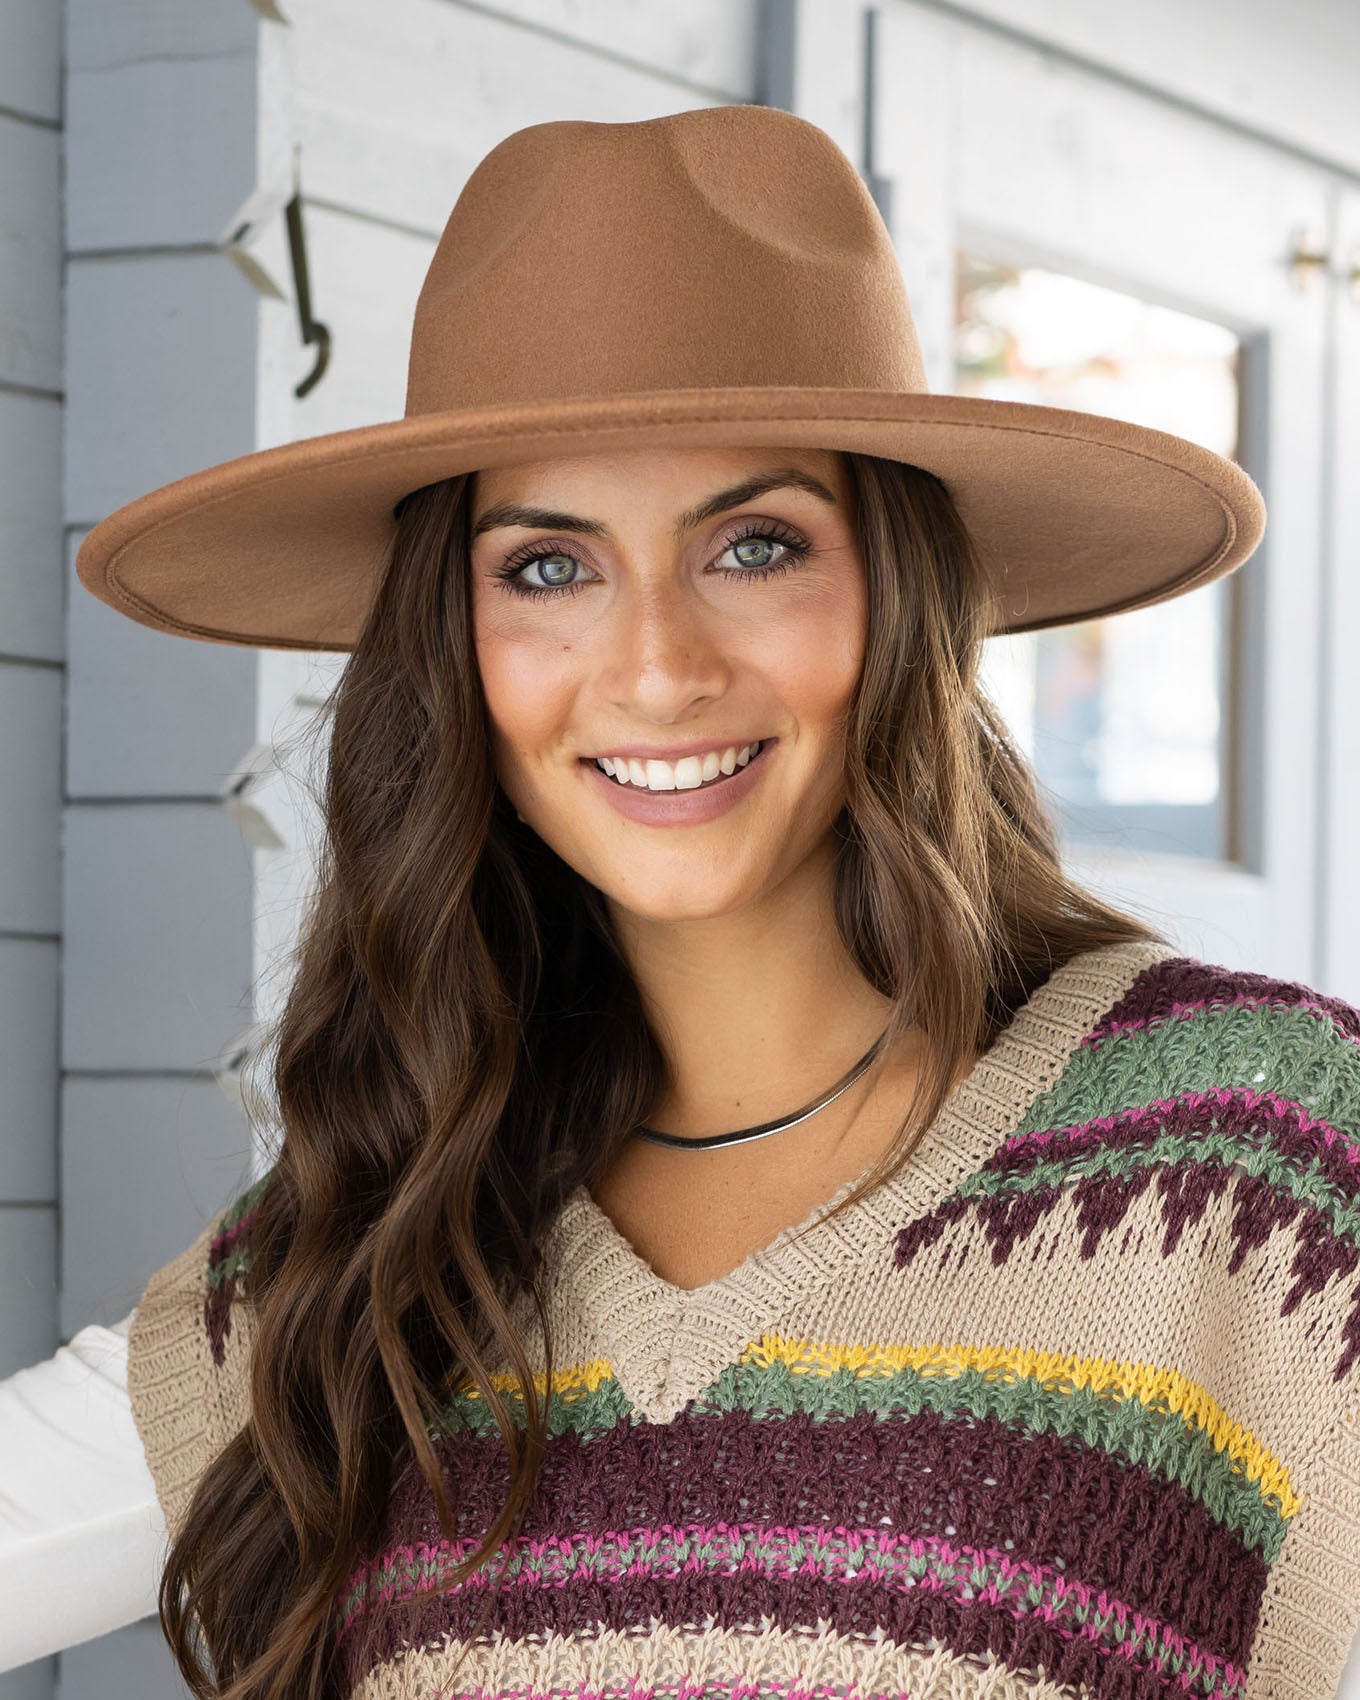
left=492, top=523, right=814, bottom=601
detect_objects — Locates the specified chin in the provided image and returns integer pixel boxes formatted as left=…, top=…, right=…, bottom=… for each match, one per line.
left=600, top=866, right=764, bottom=924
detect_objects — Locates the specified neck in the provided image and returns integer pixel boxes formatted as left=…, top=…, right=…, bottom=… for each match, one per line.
left=606, top=836, right=915, bottom=1147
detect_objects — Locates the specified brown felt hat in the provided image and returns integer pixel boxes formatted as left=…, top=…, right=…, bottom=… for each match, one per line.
left=75, top=103, right=1266, bottom=652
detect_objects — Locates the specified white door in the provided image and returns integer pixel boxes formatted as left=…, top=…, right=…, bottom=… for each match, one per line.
left=872, top=1, right=1336, bottom=986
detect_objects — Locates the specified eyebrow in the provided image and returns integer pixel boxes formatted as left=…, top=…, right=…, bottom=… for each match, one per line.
left=469, top=466, right=839, bottom=544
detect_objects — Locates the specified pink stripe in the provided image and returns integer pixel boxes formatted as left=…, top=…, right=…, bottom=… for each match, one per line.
left=342, top=1521, right=1244, bottom=1692
left=209, top=1207, right=257, bottom=1263
left=452, top=1682, right=935, bottom=1699
left=997, top=1083, right=1360, bottom=1168
left=1089, top=989, right=1360, bottom=1050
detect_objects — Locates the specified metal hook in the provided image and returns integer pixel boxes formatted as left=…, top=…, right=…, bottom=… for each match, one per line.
left=284, top=169, right=331, bottom=398
left=1287, top=223, right=1331, bottom=294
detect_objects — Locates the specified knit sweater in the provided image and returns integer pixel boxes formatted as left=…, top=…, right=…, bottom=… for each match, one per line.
left=126, top=937, right=1360, bottom=1700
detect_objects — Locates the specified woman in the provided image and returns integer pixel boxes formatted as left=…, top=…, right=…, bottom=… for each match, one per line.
left=7, top=102, right=1360, bottom=1700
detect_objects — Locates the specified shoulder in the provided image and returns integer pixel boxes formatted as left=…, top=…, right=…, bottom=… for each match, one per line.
left=1044, top=947, right=1360, bottom=1132
left=125, top=1170, right=271, bottom=1538
left=999, top=949, right=1360, bottom=1363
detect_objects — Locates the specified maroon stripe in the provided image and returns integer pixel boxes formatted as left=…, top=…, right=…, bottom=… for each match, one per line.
left=207, top=1207, right=256, bottom=1268
left=347, top=1556, right=1216, bottom=1700
left=981, top=1089, right=1360, bottom=1208
left=968, top=1089, right=1360, bottom=1314
left=342, top=1401, right=1264, bottom=1680
left=1089, top=955, right=1360, bottom=1046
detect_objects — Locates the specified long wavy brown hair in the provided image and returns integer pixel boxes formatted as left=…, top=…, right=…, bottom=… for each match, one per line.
left=157, top=449, right=1171, bottom=1698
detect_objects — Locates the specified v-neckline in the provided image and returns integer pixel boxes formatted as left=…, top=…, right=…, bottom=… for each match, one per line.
left=540, top=936, right=1179, bottom=1424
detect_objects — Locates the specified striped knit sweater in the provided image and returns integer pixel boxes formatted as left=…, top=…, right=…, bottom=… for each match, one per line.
left=126, top=937, right=1360, bottom=1700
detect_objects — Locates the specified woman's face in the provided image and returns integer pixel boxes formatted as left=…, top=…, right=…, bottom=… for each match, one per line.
left=468, top=446, right=868, bottom=922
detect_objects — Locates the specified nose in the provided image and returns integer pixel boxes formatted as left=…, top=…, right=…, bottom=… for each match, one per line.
left=601, top=575, right=732, bottom=721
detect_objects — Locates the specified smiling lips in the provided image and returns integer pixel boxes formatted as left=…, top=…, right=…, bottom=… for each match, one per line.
left=591, top=741, right=765, bottom=792
left=580, top=736, right=776, bottom=825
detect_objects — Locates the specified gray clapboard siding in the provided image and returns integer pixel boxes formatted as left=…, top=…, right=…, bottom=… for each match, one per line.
left=55, top=1625, right=183, bottom=1700
left=0, top=664, right=61, bottom=934
left=0, top=21, right=64, bottom=1700
left=0, top=0, right=60, bottom=121
left=0, top=389, right=63, bottom=661
left=60, top=1075, right=256, bottom=1336
left=60, top=802, right=254, bottom=1075
left=0, top=937, right=58, bottom=1201
left=65, top=531, right=257, bottom=798
left=0, top=112, right=61, bottom=391
left=63, top=252, right=260, bottom=524
left=0, top=1203, right=57, bottom=1380
left=65, top=54, right=260, bottom=253
left=0, top=1657, right=55, bottom=1700
left=64, top=0, right=257, bottom=70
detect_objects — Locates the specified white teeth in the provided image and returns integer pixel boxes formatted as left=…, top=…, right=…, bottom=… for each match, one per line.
left=594, top=741, right=763, bottom=791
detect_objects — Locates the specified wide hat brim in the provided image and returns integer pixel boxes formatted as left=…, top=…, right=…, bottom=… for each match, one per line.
left=75, top=384, right=1266, bottom=652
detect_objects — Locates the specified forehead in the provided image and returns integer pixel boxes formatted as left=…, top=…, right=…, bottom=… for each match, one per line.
left=469, top=446, right=850, bottom=512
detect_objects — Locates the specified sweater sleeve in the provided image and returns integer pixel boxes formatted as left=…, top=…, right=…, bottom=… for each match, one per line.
left=0, top=1315, right=166, bottom=1672
left=125, top=1191, right=260, bottom=1544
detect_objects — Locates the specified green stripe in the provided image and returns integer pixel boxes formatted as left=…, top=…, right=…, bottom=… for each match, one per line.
left=206, top=1244, right=253, bottom=1289
left=336, top=1526, right=1244, bottom=1698
left=431, top=1352, right=1287, bottom=1559
left=1020, top=1000, right=1360, bottom=1142
left=206, top=1175, right=270, bottom=1288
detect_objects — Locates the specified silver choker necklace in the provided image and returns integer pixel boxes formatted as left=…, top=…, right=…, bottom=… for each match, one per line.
left=631, top=1027, right=892, bottom=1150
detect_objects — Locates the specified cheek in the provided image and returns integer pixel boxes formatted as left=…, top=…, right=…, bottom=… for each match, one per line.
left=474, top=625, right=581, bottom=766
left=753, top=582, right=867, bottom=728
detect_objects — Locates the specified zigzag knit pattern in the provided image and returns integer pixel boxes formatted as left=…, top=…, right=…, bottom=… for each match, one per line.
left=128, top=941, right=1360, bottom=1700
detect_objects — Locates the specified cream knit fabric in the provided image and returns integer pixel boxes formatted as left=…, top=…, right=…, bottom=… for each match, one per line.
left=127, top=938, right=1360, bottom=1699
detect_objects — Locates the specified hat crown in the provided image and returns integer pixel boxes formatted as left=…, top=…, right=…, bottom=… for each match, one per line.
left=403, top=104, right=928, bottom=417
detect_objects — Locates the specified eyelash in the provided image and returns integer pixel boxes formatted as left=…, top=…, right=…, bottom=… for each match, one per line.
left=490, top=519, right=814, bottom=601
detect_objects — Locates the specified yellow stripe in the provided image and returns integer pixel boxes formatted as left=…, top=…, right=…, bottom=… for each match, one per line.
left=451, top=1333, right=1299, bottom=1521
left=741, top=1332, right=1301, bottom=1519
left=458, top=1357, right=617, bottom=1400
